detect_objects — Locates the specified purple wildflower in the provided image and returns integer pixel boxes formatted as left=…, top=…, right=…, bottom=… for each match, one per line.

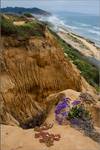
left=63, top=97, right=70, bottom=102
left=72, top=100, right=81, bottom=106
left=55, top=100, right=69, bottom=115
left=61, top=111, right=69, bottom=117
left=55, top=114, right=63, bottom=125
left=70, top=118, right=79, bottom=125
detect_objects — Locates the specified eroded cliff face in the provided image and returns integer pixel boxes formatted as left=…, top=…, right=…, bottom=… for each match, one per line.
left=0, top=25, right=96, bottom=128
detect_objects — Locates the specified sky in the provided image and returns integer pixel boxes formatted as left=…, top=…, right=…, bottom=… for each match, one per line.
left=1, top=0, right=100, bottom=15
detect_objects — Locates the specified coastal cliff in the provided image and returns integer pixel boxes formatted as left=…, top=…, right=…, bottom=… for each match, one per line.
left=0, top=14, right=98, bottom=128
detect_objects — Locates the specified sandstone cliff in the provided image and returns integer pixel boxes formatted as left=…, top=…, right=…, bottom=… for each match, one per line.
left=0, top=14, right=96, bottom=128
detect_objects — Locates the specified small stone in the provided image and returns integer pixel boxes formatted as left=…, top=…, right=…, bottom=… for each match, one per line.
left=34, top=133, right=40, bottom=138
left=39, top=138, right=45, bottom=143
left=34, top=127, right=41, bottom=132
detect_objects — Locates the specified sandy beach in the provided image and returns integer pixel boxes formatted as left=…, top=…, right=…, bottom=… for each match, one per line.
left=57, top=28, right=100, bottom=69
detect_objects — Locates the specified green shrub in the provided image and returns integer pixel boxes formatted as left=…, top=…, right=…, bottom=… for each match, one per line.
left=1, top=16, right=17, bottom=35
left=1, top=15, right=45, bottom=38
left=23, top=13, right=33, bottom=18
left=16, top=21, right=44, bottom=38
left=49, top=29, right=99, bottom=90
left=62, top=40, right=99, bottom=88
left=74, top=59, right=99, bottom=84
left=68, top=105, right=90, bottom=119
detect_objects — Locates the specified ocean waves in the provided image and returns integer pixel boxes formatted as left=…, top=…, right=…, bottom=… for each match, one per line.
left=88, top=29, right=100, bottom=36
left=39, top=14, right=100, bottom=45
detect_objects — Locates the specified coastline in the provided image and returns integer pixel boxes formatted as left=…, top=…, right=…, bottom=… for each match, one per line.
left=1, top=12, right=100, bottom=150
left=55, top=27, right=100, bottom=69
left=38, top=14, right=100, bottom=69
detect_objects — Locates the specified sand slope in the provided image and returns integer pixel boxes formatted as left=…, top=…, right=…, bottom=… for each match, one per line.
left=1, top=89, right=100, bottom=150
left=1, top=124, right=100, bottom=150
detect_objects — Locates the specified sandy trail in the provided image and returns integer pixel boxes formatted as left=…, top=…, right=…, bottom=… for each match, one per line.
left=13, top=21, right=26, bottom=26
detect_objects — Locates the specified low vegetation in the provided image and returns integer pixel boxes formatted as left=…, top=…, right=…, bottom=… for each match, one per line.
left=55, top=97, right=100, bottom=143
left=1, top=15, right=17, bottom=35
left=1, top=14, right=45, bottom=38
left=23, top=13, right=33, bottom=18
left=60, top=40, right=99, bottom=90
left=49, top=29, right=99, bottom=90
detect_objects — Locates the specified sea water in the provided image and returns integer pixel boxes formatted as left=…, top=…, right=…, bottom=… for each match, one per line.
left=56, top=11, right=100, bottom=45
left=39, top=11, right=100, bottom=47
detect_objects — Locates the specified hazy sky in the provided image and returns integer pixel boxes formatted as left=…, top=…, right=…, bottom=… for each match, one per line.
left=1, top=0, right=100, bottom=15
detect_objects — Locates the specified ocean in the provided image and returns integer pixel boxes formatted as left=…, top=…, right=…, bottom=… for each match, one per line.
left=39, top=11, right=100, bottom=47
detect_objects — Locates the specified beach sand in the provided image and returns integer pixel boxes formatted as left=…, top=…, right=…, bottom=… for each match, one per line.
left=57, top=28, right=100, bottom=68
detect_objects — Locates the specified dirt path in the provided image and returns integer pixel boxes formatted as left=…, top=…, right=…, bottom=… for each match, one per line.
left=13, top=21, right=25, bottom=26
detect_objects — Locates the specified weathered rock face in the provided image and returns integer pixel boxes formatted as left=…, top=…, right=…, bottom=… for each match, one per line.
left=0, top=26, right=96, bottom=128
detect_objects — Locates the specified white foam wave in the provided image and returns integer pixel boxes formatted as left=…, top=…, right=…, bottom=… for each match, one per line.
left=47, top=15, right=65, bottom=26
left=81, top=24, right=89, bottom=27
left=64, top=24, right=79, bottom=30
left=78, top=23, right=90, bottom=27
left=93, top=26, right=100, bottom=30
left=40, top=15, right=79, bottom=31
left=39, top=15, right=66, bottom=31
left=88, top=29, right=100, bottom=36
left=38, top=15, right=100, bottom=44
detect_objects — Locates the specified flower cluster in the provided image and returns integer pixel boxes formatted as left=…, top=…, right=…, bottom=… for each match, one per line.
left=55, top=97, right=85, bottom=125
left=55, top=98, right=70, bottom=125
left=55, top=96, right=100, bottom=143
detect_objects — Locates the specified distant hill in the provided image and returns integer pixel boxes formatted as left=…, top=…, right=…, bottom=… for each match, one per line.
left=1, top=7, right=51, bottom=16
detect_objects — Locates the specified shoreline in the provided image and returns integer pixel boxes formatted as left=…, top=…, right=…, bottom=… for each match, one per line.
left=38, top=14, right=100, bottom=69
left=54, top=26, right=100, bottom=69
left=38, top=14, right=100, bottom=49
left=59, top=25, right=100, bottom=48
